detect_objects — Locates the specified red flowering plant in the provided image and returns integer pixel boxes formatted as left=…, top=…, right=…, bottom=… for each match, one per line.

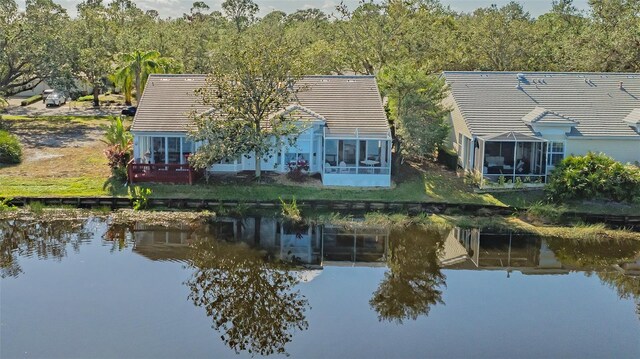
left=286, top=158, right=309, bottom=182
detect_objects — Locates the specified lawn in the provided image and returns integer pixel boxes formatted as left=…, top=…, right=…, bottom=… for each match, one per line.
left=0, top=115, right=111, bottom=197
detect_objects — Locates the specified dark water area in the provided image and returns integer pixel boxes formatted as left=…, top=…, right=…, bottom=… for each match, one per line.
left=1, top=216, right=639, bottom=358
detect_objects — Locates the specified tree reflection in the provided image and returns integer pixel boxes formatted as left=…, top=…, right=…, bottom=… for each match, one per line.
left=0, top=215, right=91, bottom=278
left=546, top=237, right=640, bottom=268
left=370, top=226, right=447, bottom=324
left=186, top=238, right=309, bottom=356
left=546, top=237, right=640, bottom=322
left=596, top=270, right=640, bottom=322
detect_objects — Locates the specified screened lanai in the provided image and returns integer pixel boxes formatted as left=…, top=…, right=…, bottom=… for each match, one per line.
left=477, top=131, right=548, bottom=185
left=322, top=127, right=392, bottom=187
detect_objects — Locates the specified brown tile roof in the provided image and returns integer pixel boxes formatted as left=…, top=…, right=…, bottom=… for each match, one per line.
left=443, top=71, right=640, bottom=137
left=131, top=74, right=389, bottom=136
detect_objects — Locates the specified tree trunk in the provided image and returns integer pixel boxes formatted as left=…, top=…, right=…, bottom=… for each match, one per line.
left=135, top=71, right=141, bottom=103
left=92, top=85, right=100, bottom=107
left=255, top=155, right=262, bottom=179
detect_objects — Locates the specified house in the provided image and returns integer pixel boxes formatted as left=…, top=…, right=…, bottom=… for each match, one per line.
left=128, top=74, right=392, bottom=187
left=442, top=71, right=640, bottom=186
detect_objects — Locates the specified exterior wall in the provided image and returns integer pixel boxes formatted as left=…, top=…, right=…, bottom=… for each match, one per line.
left=322, top=173, right=391, bottom=187
left=15, top=79, right=92, bottom=97
left=443, top=92, right=475, bottom=170
left=566, top=138, right=640, bottom=164
left=443, top=92, right=473, bottom=152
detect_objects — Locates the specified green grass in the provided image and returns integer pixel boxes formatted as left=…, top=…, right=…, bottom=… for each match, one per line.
left=0, top=177, right=113, bottom=197
left=142, top=174, right=504, bottom=204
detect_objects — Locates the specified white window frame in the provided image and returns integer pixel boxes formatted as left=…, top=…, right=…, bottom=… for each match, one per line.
left=546, top=141, right=566, bottom=173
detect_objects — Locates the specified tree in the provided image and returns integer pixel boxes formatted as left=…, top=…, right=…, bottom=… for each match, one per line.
left=0, top=0, right=71, bottom=96
left=73, top=0, right=115, bottom=107
left=222, top=0, right=259, bottom=32
left=369, top=226, right=447, bottom=323
left=113, top=50, right=180, bottom=104
left=189, top=31, right=304, bottom=179
left=378, top=63, right=450, bottom=168
left=186, top=238, right=309, bottom=356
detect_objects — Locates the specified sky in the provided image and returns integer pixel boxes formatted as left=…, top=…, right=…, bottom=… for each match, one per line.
left=21, top=0, right=592, bottom=18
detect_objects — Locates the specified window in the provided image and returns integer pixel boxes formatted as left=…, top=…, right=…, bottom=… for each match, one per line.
left=167, top=137, right=181, bottom=163
left=547, top=141, right=565, bottom=168
left=151, top=137, right=166, bottom=163
left=339, top=140, right=357, bottom=166
left=325, top=140, right=338, bottom=165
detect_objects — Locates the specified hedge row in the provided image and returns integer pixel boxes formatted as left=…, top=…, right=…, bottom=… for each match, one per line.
left=20, top=94, right=43, bottom=106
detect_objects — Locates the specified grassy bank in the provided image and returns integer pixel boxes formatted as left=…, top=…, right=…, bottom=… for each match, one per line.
left=1, top=115, right=638, bottom=216
left=311, top=211, right=640, bottom=241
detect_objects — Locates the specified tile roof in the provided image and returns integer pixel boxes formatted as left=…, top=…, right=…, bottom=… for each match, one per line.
left=131, top=74, right=389, bottom=136
left=443, top=71, right=640, bottom=137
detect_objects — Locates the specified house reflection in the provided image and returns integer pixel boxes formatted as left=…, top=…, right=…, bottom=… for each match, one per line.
left=127, top=218, right=640, bottom=277
left=129, top=217, right=390, bottom=269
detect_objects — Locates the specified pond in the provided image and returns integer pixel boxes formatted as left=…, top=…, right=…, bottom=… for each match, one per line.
left=2, top=215, right=639, bottom=358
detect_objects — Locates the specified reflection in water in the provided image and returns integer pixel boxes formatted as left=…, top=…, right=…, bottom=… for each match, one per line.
left=370, top=226, right=446, bottom=324
left=4, top=215, right=639, bottom=356
left=186, top=237, right=309, bottom=356
left=0, top=216, right=92, bottom=278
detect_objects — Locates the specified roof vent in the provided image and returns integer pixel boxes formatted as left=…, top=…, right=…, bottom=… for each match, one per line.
left=320, top=79, right=329, bottom=82
left=347, top=79, right=357, bottom=83
left=517, top=73, right=526, bottom=81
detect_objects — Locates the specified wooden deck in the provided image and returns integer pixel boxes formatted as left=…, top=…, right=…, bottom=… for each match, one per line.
left=127, top=160, right=201, bottom=185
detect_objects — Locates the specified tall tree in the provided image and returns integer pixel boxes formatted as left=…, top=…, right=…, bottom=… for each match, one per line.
left=189, top=29, right=304, bottom=179
left=73, top=0, right=115, bottom=106
left=222, top=0, right=259, bottom=32
left=0, top=0, right=71, bottom=96
left=379, top=63, right=450, bottom=168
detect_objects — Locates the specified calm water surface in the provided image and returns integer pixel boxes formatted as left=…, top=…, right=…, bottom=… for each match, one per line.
left=1, top=216, right=639, bottom=358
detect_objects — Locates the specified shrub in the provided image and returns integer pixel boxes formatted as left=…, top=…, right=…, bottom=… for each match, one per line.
left=103, top=117, right=132, bottom=180
left=128, top=186, right=152, bottom=210
left=77, top=95, right=94, bottom=102
left=280, top=196, right=301, bottom=222
left=0, top=130, right=22, bottom=164
left=286, top=158, right=309, bottom=182
left=546, top=152, right=640, bottom=202
left=437, top=147, right=458, bottom=170
left=20, top=95, right=42, bottom=106
left=104, top=144, right=131, bottom=181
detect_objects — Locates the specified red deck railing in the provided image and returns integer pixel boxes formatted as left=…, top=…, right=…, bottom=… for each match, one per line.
left=127, top=160, right=201, bottom=185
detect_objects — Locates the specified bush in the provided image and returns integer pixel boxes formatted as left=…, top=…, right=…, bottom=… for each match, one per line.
left=20, top=95, right=42, bottom=106
left=437, top=146, right=458, bottom=170
left=77, top=95, right=94, bottom=102
left=286, top=158, right=309, bottom=182
left=546, top=152, right=640, bottom=202
left=0, top=130, right=22, bottom=164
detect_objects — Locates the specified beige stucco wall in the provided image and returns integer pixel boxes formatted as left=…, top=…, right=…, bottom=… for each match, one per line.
left=443, top=92, right=472, bottom=152
left=566, top=138, right=640, bottom=164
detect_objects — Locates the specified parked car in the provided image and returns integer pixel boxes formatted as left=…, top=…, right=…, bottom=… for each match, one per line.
left=45, top=92, right=67, bottom=107
left=121, top=106, right=137, bottom=116
left=42, top=89, right=55, bottom=103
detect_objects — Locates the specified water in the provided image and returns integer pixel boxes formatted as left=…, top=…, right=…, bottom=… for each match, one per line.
left=2, top=216, right=639, bottom=358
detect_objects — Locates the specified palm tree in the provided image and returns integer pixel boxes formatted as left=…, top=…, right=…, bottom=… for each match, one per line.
left=113, top=50, right=183, bottom=105
left=109, top=72, right=133, bottom=106
left=113, top=50, right=161, bottom=104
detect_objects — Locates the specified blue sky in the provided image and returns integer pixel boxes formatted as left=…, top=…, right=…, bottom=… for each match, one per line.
left=26, top=0, right=592, bottom=18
